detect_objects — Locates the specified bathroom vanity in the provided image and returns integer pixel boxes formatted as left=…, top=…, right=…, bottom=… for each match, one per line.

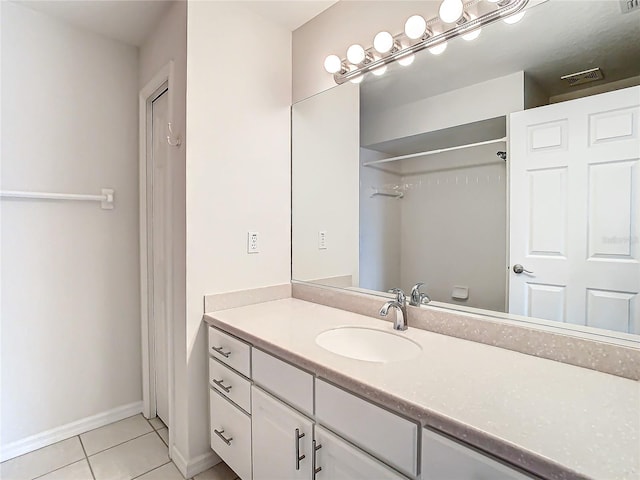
left=203, top=298, right=639, bottom=480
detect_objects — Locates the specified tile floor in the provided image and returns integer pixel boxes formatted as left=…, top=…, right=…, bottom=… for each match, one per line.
left=0, top=415, right=239, bottom=480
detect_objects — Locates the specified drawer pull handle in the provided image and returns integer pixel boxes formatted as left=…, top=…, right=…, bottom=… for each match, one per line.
left=212, top=346, right=231, bottom=358
left=312, top=440, right=322, bottom=478
left=295, top=429, right=306, bottom=470
left=213, top=378, right=232, bottom=393
left=214, top=428, right=233, bottom=446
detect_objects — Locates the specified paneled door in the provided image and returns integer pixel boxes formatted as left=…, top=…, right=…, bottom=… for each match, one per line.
left=509, top=86, right=640, bottom=334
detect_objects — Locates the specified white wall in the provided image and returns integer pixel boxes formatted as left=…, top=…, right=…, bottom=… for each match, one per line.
left=138, top=0, right=190, bottom=462
left=1, top=1, right=140, bottom=452
left=359, top=149, right=401, bottom=292
left=361, top=72, right=525, bottom=146
left=292, top=83, right=360, bottom=286
left=398, top=144, right=507, bottom=311
left=185, top=0, right=292, bottom=462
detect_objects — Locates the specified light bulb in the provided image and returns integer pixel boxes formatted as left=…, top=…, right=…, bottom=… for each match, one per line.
left=428, top=42, right=447, bottom=55
left=398, top=53, right=415, bottom=66
left=404, top=15, right=427, bottom=40
left=346, top=44, right=366, bottom=65
left=324, top=54, right=342, bottom=74
left=462, top=14, right=481, bottom=41
left=371, top=65, right=387, bottom=76
left=439, top=0, right=464, bottom=23
left=373, top=31, right=394, bottom=54
left=503, top=11, right=525, bottom=24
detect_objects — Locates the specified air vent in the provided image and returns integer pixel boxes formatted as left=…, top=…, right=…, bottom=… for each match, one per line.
left=561, top=68, right=604, bottom=87
left=620, top=0, right=640, bottom=14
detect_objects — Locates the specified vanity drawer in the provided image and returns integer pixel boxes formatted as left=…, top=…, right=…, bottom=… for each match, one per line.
left=210, top=389, right=252, bottom=480
left=209, top=357, right=251, bottom=413
left=208, top=327, right=251, bottom=377
left=315, top=379, right=418, bottom=477
left=422, top=428, right=530, bottom=480
left=252, top=348, right=314, bottom=416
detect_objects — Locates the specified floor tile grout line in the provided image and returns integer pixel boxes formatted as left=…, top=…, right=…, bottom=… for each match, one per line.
left=154, top=427, right=169, bottom=448
left=130, top=460, right=173, bottom=480
left=29, top=456, right=86, bottom=480
left=78, top=435, right=97, bottom=480
left=85, top=429, right=156, bottom=458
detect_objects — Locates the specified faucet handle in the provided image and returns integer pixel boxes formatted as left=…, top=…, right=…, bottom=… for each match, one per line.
left=388, top=288, right=406, bottom=305
left=410, top=283, right=430, bottom=306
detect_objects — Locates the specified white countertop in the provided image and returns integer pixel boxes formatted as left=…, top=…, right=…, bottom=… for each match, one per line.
left=204, top=298, right=640, bottom=480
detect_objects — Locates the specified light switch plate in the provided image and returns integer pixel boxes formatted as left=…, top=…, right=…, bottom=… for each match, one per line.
left=248, top=231, right=259, bottom=253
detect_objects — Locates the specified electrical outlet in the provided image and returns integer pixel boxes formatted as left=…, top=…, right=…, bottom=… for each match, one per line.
left=247, top=231, right=259, bottom=253
left=318, top=230, right=327, bottom=250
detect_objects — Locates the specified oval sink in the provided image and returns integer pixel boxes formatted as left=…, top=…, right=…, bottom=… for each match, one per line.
left=315, top=327, right=422, bottom=363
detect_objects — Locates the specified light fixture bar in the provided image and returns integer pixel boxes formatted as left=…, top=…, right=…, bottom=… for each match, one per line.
left=334, top=0, right=529, bottom=84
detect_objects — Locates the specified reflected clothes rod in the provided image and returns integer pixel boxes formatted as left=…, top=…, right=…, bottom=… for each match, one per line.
left=362, top=137, right=508, bottom=167
left=0, top=188, right=115, bottom=210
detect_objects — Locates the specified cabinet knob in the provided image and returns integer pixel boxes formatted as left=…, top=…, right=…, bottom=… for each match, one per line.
left=212, top=346, right=231, bottom=358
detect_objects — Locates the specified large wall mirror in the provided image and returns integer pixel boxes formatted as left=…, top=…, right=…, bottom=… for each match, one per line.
left=292, top=0, right=640, bottom=341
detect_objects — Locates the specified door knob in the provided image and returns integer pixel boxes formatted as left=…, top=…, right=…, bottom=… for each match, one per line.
left=513, top=264, right=534, bottom=274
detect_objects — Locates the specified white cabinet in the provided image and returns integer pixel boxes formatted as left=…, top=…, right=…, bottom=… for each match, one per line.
left=209, top=389, right=252, bottom=480
left=314, top=426, right=407, bottom=480
left=252, top=386, right=313, bottom=480
left=315, top=379, right=418, bottom=477
left=421, top=428, right=531, bottom=480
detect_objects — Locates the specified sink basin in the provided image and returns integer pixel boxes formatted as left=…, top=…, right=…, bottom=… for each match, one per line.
left=315, top=326, right=422, bottom=363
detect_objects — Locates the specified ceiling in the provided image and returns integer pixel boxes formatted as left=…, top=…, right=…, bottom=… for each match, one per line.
left=19, top=0, right=338, bottom=47
left=362, top=0, right=640, bottom=113
left=20, top=0, right=174, bottom=47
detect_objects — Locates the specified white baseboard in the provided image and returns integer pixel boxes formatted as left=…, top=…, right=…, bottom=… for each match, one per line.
left=0, top=401, right=143, bottom=462
left=172, top=445, right=221, bottom=478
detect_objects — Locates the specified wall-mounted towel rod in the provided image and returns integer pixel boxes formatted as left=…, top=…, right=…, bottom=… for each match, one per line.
left=362, top=137, right=508, bottom=167
left=0, top=188, right=115, bottom=210
left=370, top=188, right=404, bottom=199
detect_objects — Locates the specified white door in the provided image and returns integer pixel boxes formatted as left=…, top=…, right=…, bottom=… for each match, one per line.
left=509, top=86, right=640, bottom=334
left=151, top=88, right=169, bottom=423
left=314, top=426, right=406, bottom=480
left=252, top=386, right=313, bottom=480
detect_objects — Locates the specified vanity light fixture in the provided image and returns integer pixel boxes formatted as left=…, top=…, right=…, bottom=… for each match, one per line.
left=373, top=31, right=395, bottom=54
left=347, top=44, right=366, bottom=64
left=439, top=0, right=464, bottom=23
left=503, top=10, right=526, bottom=23
left=323, top=54, right=344, bottom=74
left=323, top=0, right=529, bottom=83
left=461, top=14, right=482, bottom=40
left=404, top=15, right=427, bottom=40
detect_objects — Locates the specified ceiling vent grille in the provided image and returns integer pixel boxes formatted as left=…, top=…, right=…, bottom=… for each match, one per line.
left=620, top=0, right=640, bottom=14
left=561, top=68, right=604, bottom=87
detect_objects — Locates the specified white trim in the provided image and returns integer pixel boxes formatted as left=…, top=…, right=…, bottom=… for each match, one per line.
left=139, top=61, right=176, bottom=457
left=0, top=401, right=143, bottom=462
left=171, top=446, right=221, bottom=479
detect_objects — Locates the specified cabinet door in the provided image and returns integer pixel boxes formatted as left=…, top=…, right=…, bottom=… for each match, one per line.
left=314, top=426, right=407, bottom=480
left=252, top=386, right=313, bottom=480
left=422, top=428, right=531, bottom=480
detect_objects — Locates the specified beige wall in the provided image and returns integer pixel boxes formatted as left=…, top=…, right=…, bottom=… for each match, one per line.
left=1, top=1, right=140, bottom=455
left=185, top=0, right=292, bottom=464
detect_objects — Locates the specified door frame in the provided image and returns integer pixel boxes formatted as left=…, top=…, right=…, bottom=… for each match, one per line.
left=139, top=61, right=176, bottom=443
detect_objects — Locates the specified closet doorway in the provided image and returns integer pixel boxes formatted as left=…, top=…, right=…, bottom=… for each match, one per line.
left=139, top=63, right=176, bottom=443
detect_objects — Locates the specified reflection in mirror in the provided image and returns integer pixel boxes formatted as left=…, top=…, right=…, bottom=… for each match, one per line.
left=292, top=0, right=640, bottom=340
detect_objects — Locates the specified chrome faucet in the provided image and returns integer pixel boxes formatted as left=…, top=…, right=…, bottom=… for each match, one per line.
left=380, top=288, right=408, bottom=331
left=410, top=283, right=431, bottom=306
